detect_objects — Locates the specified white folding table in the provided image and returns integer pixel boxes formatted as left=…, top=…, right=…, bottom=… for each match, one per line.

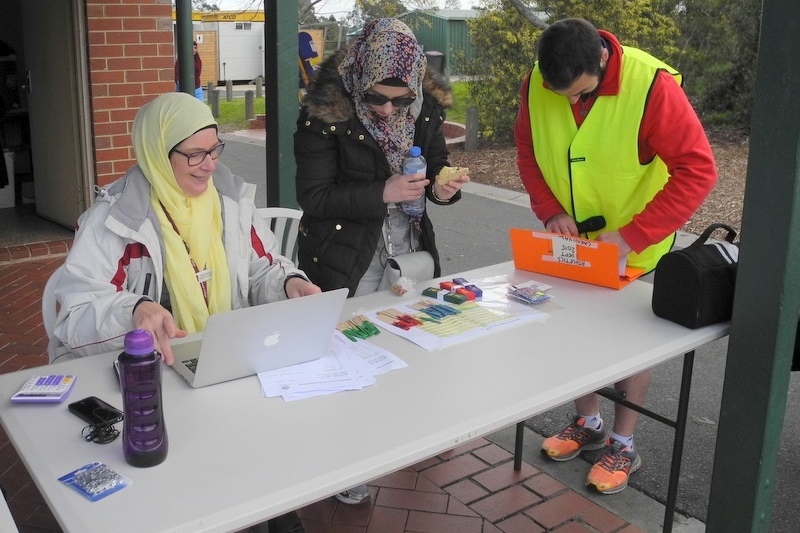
left=0, top=262, right=728, bottom=532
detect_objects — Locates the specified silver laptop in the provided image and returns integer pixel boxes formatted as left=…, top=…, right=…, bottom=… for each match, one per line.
left=171, top=288, right=348, bottom=388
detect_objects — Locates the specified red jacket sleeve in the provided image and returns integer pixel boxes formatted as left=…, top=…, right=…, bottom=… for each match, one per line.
left=618, top=71, right=718, bottom=253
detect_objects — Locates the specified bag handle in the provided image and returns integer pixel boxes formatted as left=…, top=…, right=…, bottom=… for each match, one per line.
left=687, top=223, right=738, bottom=251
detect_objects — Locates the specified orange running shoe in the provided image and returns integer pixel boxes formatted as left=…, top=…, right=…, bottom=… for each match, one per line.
left=541, top=416, right=606, bottom=461
left=586, top=439, right=642, bottom=494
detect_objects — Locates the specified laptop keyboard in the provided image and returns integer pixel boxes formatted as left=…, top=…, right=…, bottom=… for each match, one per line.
left=182, top=358, right=199, bottom=374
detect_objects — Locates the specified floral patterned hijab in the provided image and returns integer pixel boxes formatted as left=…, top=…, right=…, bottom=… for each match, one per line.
left=339, top=18, right=427, bottom=175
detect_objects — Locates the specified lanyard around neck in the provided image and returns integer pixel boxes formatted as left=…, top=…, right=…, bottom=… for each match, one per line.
left=160, top=202, right=210, bottom=305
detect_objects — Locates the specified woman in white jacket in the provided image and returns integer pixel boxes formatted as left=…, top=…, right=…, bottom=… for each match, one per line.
left=53, top=92, right=320, bottom=364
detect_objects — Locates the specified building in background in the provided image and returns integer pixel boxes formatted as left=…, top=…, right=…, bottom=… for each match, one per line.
left=0, top=0, right=178, bottom=229
left=172, top=10, right=265, bottom=85
left=400, top=9, right=479, bottom=76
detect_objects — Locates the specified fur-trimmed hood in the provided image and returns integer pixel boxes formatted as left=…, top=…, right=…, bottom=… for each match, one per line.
left=301, top=48, right=453, bottom=124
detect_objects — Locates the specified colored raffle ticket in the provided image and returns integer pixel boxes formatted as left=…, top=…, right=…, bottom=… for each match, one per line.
left=366, top=298, right=548, bottom=351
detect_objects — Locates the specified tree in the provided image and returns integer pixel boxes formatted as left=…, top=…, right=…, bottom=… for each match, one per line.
left=352, top=0, right=409, bottom=24
left=172, top=0, right=220, bottom=11
left=299, top=0, right=322, bottom=24
left=193, top=0, right=219, bottom=10
left=463, top=0, right=750, bottom=144
left=529, top=0, right=680, bottom=62
left=506, top=0, right=548, bottom=29
left=340, top=0, right=442, bottom=26
left=669, top=0, right=760, bottom=128
left=462, top=1, right=540, bottom=143
left=466, top=0, right=682, bottom=143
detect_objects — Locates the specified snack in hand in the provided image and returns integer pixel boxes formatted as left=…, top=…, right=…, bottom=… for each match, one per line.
left=435, top=166, right=470, bottom=185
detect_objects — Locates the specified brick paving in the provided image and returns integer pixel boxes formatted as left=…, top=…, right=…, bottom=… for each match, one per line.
left=0, top=240, right=645, bottom=533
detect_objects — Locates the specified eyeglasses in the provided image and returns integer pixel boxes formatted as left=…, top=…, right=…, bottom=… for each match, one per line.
left=172, top=142, right=225, bottom=166
left=363, top=92, right=415, bottom=108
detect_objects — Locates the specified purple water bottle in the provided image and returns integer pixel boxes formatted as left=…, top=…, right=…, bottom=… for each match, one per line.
left=119, top=329, right=168, bottom=467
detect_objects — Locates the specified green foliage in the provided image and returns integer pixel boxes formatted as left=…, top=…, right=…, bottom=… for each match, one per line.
left=346, top=0, right=439, bottom=24
left=463, top=0, right=681, bottom=144
left=299, top=0, right=321, bottom=24
left=215, top=97, right=266, bottom=133
left=354, top=0, right=408, bottom=23
left=462, top=1, right=540, bottom=144
left=461, top=0, right=759, bottom=141
left=447, top=82, right=469, bottom=124
left=536, top=0, right=681, bottom=62
left=172, top=1, right=219, bottom=11
left=669, top=0, right=760, bottom=128
left=194, top=0, right=219, bottom=11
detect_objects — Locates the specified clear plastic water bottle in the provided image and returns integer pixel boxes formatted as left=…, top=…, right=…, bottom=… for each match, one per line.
left=118, top=329, right=168, bottom=467
left=400, top=146, right=427, bottom=218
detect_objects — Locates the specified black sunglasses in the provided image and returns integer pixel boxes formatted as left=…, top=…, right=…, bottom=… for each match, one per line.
left=363, top=92, right=415, bottom=108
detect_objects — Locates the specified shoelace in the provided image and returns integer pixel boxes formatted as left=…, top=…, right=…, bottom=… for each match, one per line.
left=597, top=443, right=632, bottom=472
left=558, top=422, right=594, bottom=443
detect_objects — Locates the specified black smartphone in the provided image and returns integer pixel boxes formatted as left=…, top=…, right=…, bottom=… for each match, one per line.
left=68, top=396, right=123, bottom=427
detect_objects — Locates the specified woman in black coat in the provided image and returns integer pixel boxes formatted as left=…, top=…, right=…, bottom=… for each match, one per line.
left=295, top=18, right=469, bottom=297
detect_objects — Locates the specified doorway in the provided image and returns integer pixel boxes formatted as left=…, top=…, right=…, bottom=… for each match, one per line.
left=0, top=0, right=91, bottom=236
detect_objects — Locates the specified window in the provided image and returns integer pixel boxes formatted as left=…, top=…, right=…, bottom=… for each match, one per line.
left=235, top=22, right=252, bottom=30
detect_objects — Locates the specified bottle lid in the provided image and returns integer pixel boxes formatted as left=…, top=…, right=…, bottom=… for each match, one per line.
left=124, top=329, right=155, bottom=356
left=409, top=146, right=421, bottom=157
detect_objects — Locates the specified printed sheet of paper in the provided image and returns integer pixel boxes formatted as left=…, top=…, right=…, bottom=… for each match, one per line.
left=257, top=333, right=407, bottom=401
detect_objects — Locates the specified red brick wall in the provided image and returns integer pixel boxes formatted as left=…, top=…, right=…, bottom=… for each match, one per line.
left=85, top=0, right=175, bottom=186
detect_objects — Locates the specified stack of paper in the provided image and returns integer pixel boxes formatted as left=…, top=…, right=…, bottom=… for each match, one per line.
left=257, top=333, right=407, bottom=401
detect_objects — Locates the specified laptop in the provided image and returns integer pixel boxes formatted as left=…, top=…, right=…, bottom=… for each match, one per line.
left=170, top=288, right=348, bottom=388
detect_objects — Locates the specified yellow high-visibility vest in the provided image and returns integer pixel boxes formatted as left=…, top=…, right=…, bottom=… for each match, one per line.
left=528, top=47, right=681, bottom=271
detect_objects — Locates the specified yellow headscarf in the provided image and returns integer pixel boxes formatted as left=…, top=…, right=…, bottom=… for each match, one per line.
left=132, top=92, right=231, bottom=333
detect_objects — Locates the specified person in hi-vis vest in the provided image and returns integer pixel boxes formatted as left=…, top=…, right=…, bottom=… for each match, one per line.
left=514, top=18, right=717, bottom=495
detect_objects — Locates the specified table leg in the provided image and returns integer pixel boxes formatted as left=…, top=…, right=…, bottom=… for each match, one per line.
left=662, top=350, right=695, bottom=533
left=512, top=350, right=696, bottom=533
left=594, top=353, right=697, bottom=532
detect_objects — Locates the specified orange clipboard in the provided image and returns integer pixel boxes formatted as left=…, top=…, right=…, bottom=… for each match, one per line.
left=509, top=228, right=646, bottom=290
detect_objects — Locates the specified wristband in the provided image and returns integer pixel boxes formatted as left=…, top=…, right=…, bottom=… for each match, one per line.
left=283, top=274, right=308, bottom=295
left=132, top=296, right=153, bottom=316
left=431, top=184, right=449, bottom=203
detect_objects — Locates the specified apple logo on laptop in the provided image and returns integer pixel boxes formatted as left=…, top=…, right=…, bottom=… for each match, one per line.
left=263, top=331, right=281, bottom=347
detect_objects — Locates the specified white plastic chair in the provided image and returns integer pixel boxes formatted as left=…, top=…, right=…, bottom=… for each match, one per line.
left=42, top=264, right=66, bottom=363
left=257, top=207, right=303, bottom=264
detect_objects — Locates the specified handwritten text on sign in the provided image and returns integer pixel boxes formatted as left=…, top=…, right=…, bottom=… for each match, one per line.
left=541, top=235, right=595, bottom=268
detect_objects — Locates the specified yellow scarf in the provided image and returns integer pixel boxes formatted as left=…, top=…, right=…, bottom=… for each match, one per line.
left=131, top=93, right=232, bottom=333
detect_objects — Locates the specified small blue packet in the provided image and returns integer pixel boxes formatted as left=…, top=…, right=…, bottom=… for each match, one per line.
left=59, top=462, right=131, bottom=501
